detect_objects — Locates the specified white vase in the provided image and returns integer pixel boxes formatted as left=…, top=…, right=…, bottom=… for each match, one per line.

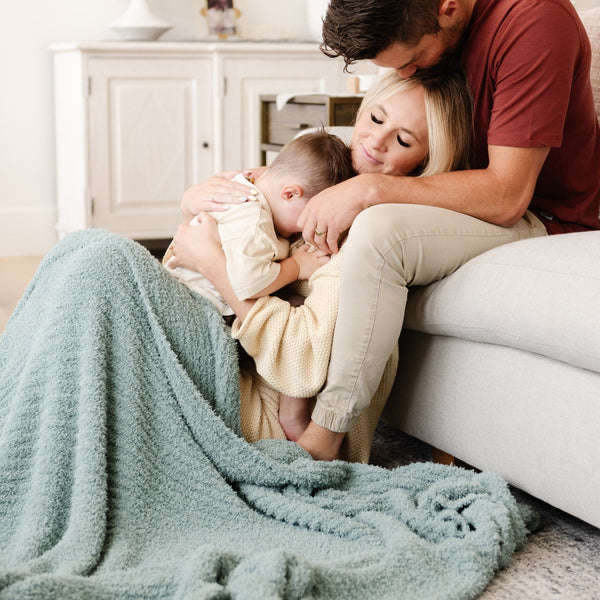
left=306, top=0, right=329, bottom=41
left=109, top=0, right=172, bottom=41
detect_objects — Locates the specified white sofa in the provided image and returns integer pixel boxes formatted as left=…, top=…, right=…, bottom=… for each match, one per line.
left=382, top=7, right=600, bottom=529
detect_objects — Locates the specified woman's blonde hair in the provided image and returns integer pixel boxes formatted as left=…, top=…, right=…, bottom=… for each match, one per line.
left=357, top=67, right=473, bottom=176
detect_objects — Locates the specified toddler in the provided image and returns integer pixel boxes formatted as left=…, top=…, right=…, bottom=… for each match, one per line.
left=164, top=130, right=355, bottom=440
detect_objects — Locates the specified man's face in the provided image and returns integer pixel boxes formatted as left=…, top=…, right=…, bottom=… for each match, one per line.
left=372, top=24, right=465, bottom=78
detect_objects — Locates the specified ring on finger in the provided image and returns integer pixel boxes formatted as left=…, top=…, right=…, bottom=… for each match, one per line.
left=315, top=230, right=327, bottom=237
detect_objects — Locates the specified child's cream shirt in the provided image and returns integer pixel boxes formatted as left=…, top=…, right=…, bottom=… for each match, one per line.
left=165, top=174, right=289, bottom=315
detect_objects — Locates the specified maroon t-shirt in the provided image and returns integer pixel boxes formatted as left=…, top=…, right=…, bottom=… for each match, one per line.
left=462, top=0, right=600, bottom=233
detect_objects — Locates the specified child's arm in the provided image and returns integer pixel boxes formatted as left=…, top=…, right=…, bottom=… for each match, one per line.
left=248, top=245, right=330, bottom=299
left=248, top=257, right=299, bottom=298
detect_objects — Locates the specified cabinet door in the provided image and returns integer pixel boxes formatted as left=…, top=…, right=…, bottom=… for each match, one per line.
left=220, top=54, right=347, bottom=171
left=87, top=58, right=213, bottom=239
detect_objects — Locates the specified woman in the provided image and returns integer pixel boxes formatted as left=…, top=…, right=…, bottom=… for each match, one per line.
left=0, top=69, right=534, bottom=599
left=169, top=67, right=474, bottom=460
left=0, top=68, right=476, bottom=464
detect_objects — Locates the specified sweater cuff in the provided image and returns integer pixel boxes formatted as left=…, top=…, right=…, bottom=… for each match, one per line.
left=230, top=296, right=270, bottom=343
left=311, top=402, right=358, bottom=433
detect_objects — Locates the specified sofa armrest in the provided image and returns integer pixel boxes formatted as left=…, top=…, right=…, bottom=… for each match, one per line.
left=404, top=232, right=600, bottom=373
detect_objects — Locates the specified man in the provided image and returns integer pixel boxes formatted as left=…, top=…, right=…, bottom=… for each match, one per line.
left=295, top=0, right=600, bottom=460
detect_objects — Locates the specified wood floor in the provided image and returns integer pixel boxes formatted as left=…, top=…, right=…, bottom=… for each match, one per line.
left=0, top=239, right=170, bottom=334
left=0, top=256, right=42, bottom=333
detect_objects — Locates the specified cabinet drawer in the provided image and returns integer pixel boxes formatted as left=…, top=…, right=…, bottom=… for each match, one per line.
left=266, top=102, right=328, bottom=145
left=260, top=94, right=362, bottom=165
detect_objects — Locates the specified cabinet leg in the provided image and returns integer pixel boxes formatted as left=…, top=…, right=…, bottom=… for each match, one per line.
left=431, top=447, right=455, bottom=465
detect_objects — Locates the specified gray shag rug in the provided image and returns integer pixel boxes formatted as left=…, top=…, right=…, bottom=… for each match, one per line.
left=370, top=423, right=600, bottom=600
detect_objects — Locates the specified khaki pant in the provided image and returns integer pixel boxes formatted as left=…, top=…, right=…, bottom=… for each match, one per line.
left=311, top=204, right=548, bottom=432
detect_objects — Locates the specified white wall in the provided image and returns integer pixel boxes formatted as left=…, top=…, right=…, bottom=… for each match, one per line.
left=0, top=0, right=598, bottom=256
left=0, top=0, right=313, bottom=257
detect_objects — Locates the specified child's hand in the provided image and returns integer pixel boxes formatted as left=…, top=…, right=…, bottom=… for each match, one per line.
left=291, top=244, right=330, bottom=280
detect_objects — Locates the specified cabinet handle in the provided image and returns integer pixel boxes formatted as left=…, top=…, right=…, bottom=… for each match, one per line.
left=202, top=141, right=210, bottom=148
left=298, top=123, right=310, bottom=130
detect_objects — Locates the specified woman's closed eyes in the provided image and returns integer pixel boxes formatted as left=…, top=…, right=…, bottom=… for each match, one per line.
left=370, top=112, right=412, bottom=147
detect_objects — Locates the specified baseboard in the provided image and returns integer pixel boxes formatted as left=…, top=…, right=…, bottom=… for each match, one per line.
left=0, top=208, right=57, bottom=257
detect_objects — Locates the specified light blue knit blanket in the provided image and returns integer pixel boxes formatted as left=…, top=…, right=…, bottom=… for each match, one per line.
left=0, top=230, right=535, bottom=599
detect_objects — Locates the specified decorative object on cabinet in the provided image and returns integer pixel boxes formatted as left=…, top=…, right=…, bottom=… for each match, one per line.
left=201, top=0, right=240, bottom=38
left=51, top=42, right=360, bottom=242
left=306, top=0, right=330, bottom=41
left=260, top=94, right=362, bottom=165
left=109, top=0, right=172, bottom=41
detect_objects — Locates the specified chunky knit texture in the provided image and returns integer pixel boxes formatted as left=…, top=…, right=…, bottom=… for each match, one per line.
left=0, top=230, right=535, bottom=599
left=233, top=252, right=399, bottom=463
left=232, top=254, right=342, bottom=399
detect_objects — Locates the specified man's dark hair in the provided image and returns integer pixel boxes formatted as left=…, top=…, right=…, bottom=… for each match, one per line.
left=321, top=0, right=441, bottom=70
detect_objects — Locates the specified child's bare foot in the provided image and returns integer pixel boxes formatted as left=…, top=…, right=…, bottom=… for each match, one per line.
left=279, top=394, right=311, bottom=442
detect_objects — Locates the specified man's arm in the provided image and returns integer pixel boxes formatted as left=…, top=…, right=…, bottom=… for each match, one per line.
left=301, top=145, right=550, bottom=253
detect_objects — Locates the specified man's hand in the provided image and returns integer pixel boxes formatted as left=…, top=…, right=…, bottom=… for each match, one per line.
left=298, top=177, right=366, bottom=254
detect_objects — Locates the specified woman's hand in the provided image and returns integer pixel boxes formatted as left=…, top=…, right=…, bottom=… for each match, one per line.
left=170, top=211, right=258, bottom=322
left=168, top=212, right=224, bottom=277
left=181, top=171, right=258, bottom=222
left=243, top=166, right=268, bottom=182
left=298, top=176, right=368, bottom=254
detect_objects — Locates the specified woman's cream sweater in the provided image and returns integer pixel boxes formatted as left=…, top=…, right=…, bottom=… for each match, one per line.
left=231, top=252, right=398, bottom=463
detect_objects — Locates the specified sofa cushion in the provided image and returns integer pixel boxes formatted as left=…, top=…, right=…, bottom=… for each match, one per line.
left=404, top=231, right=600, bottom=374
left=581, top=7, right=600, bottom=117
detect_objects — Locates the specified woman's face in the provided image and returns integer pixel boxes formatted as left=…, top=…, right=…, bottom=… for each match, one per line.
left=350, top=85, right=429, bottom=176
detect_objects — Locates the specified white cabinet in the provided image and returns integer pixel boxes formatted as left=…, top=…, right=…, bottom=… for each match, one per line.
left=51, top=42, right=369, bottom=240
left=220, top=51, right=349, bottom=170
left=86, top=57, right=213, bottom=238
